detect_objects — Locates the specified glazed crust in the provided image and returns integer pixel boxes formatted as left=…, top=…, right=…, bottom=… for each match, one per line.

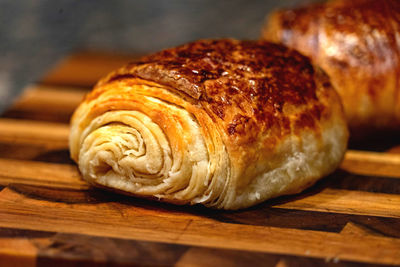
left=262, top=0, right=400, bottom=135
left=99, top=40, right=331, bottom=146
left=70, top=39, right=348, bottom=209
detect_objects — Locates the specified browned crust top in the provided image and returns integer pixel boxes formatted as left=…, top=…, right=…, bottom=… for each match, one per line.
left=104, top=39, right=317, bottom=100
left=97, top=39, right=334, bottom=145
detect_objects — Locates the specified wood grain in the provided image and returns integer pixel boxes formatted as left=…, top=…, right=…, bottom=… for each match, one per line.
left=1, top=187, right=400, bottom=265
left=2, top=52, right=400, bottom=266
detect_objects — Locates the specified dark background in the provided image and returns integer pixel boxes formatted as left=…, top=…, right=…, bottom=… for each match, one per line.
left=0, top=0, right=317, bottom=112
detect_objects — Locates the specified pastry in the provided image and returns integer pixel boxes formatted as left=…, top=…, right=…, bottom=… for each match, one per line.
left=69, top=39, right=348, bottom=209
left=262, top=0, right=400, bottom=134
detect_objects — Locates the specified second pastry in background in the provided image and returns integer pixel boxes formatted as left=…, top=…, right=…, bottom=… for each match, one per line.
left=262, top=0, right=400, bottom=137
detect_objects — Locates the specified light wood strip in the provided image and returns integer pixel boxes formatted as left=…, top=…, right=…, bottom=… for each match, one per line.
left=0, top=118, right=69, bottom=147
left=40, top=51, right=138, bottom=87
left=0, top=188, right=399, bottom=265
left=274, top=188, right=400, bottom=218
left=341, top=150, right=400, bottom=178
left=9, top=85, right=86, bottom=114
left=0, top=158, right=87, bottom=190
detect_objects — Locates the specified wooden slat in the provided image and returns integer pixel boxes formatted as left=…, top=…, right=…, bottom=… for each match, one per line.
left=0, top=188, right=399, bottom=265
left=0, top=142, right=72, bottom=164
left=10, top=85, right=86, bottom=112
left=341, top=150, right=400, bottom=178
left=0, top=159, right=87, bottom=190
left=275, top=188, right=400, bottom=218
left=0, top=118, right=69, bottom=147
left=40, top=51, right=138, bottom=87
left=329, top=171, right=400, bottom=194
left=3, top=85, right=86, bottom=123
left=213, top=206, right=400, bottom=237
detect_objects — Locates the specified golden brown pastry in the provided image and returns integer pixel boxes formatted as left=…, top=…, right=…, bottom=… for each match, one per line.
left=262, top=0, right=400, bottom=135
left=69, top=39, right=348, bottom=210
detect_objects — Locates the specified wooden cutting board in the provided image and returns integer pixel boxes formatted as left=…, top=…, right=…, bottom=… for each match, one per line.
left=1, top=52, right=400, bottom=267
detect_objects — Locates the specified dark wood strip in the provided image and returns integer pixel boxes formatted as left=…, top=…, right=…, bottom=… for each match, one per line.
left=348, top=131, right=400, bottom=152
left=387, top=145, right=400, bottom=154
left=0, top=143, right=72, bottom=164
left=328, top=170, right=400, bottom=194
left=274, top=187, right=400, bottom=218
left=6, top=184, right=108, bottom=204
left=2, top=109, right=73, bottom=124
left=37, top=233, right=188, bottom=267
left=0, top=227, right=54, bottom=239
left=285, top=170, right=400, bottom=196
left=210, top=207, right=400, bottom=238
